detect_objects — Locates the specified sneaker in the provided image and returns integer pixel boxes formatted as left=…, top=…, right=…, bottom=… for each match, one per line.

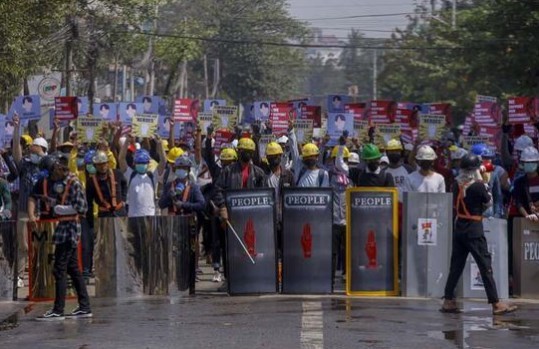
left=17, top=277, right=24, bottom=288
left=212, top=271, right=223, bottom=283
left=66, top=307, right=93, bottom=319
left=36, top=310, right=65, bottom=321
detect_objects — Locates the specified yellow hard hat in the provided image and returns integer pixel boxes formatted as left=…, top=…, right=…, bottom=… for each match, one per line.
left=161, top=140, right=169, bottom=152
left=448, top=145, right=458, bottom=152
left=302, top=143, right=319, bottom=158
left=220, top=147, right=238, bottom=161
left=167, top=147, right=184, bottom=163
left=331, top=146, right=350, bottom=158
left=21, top=134, right=33, bottom=146
left=386, top=139, right=403, bottom=151
left=266, top=142, right=283, bottom=156
left=237, top=137, right=256, bottom=151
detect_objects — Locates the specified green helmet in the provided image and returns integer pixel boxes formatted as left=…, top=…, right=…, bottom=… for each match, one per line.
left=361, top=144, right=382, bottom=161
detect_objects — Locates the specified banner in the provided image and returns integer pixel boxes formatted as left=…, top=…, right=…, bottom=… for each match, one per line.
left=508, top=97, right=537, bottom=124
left=197, top=112, right=213, bottom=136
left=225, top=189, right=277, bottom=294
left=212, top=105, right=238, bottom=131
left=419, top=114, right=445, bottom=141
left=345, top=103, right=367, bottom=121
left=204, top=99, right=226, bottom=112
left=374, top=123, right=401, bottom=148
left=301, top=105, right=322, bottom=128
left=369, top=100, right=397, bottom=124
left=133, top=114, right=158, bottom=138
left=213, top=129, right=235, bottom=154
left=294, top=119, right=313, bottom=144
left=288, top=98, right=309, bottom=119
left=282, top=188, right=333, bottom=294
left=173, top=98, right=199, bottom=122
left=254, top=101, right=271, bottom=121
left=136, top=96, right=164, bottom=115
left=346, top=188, right=398, bottom=296
left=327, top=95, right=348, bottom=113
left=463, top=135, right=492, bottom=149
left=427, top=103, right=451, bottom=125
left=77, top=115, right=104, bottom=143
left=327, top=112, right=354, bottom=144
left=157, top=115, right=178, bottom=138
left=54, top=96, right=78, bottom=120
left=269, top=103, right=291, bottom=136
left=118, top=102, right=143, bottom=126
left=354, top=120, right=370, bottom=143
left=7, top=95, right=42, bottom=121
left=473, top=102, right=500, bottom=126
left=93, top=102, right=117, bottom=121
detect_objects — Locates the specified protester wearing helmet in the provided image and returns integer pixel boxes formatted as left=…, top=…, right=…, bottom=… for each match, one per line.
left=441, top=154, right=517, bottom=315
left=277, top=135, right=293, bottom=171
left=356, top=144, right=394, bottom=187
left=408, top=145, right=445, bottom=193
left=384, top=139, right=413, bottom=202
left=478, top=146, right=506, bottom=218
left=513, top=146, right=539, bottom=221
left=159, top=155, right=205, bottom=216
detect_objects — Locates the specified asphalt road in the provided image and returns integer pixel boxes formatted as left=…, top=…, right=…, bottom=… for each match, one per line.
left=1, top=294, right=538, bottom=349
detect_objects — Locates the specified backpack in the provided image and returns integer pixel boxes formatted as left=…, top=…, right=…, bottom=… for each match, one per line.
left=296, top=167, right=327, bottom=187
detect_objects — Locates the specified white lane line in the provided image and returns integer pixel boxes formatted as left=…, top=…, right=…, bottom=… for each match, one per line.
left=301, top=301, right=324, bottom=349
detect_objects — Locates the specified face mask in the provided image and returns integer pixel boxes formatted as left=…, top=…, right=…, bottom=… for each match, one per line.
left=268, top=157, right=281, bottom=168
left=30, top=153, right=41, bottom=164
left=387, top=153, right=401, bottom=164
left=524, top=163, right=538, bottom=173
left=76, top=158, right=85, bottom=168
left=135, top=164, right=148, bottom=174
left=419, top=161, right=433, bottom=171
left=175, top=169, right=188, bottom=180
left=303, top=159, right=317, bottom=169
left=240, top=151, right=252, bottom=163
left=86, top=164, right=97, bottom=175
left=367, top=162, right=379, bottom=172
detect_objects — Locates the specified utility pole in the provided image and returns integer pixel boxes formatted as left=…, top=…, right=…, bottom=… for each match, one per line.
left=452, top=0, right=457, bottom=29
left=372, top=49, right=377, bottom=100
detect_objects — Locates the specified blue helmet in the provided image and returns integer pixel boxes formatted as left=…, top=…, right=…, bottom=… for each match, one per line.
left=134, top=149, right=150, bottom=164
left=84, top=150, right=96, bottom=165
left=174, top=155, right=193, bottom=168
left=471, top=143, right=488, bottom=157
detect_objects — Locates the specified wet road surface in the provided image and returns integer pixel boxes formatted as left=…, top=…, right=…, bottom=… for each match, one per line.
left=1, top=295, right=538, bottom=349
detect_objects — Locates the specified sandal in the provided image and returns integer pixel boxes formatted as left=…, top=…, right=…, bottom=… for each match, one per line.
left=493, top=305, right=518, bottom=315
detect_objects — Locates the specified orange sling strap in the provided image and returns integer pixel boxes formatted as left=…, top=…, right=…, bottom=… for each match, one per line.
left=42, top=177, right=78, bottom=222
left=455, top=183, right=483, bottom=222
left=92, top=170, right=124, bottom=212
left=170, top=182, right=191, bottom=215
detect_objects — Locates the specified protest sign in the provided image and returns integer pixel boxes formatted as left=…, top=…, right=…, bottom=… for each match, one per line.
left=294, top=119, right=314, bottom=144
left=345, top=103, right=367, bottom=121
left=327, top=95, right=348, bottom=113
left=369, top=100, right=397, bottom=124
left=374, top=124, right=401, bottom=148
left=76, top=115, right=104, bottom=143
left=463, top=135, right=492, bottom=149
left=213, top=129, right=235, bottom=154
left=7, top=95, right=42, bottom=121
left=427, top=103, right=452, bottom=125
left=92, top=103, right=117, bottom=121
left=473, top=102, right=500, bottom=126
left=136, top=96, right=165, bottom=115
left=118, top=102, right=143, bottom=126
left=173, top=98, right=199, bottom=122
left=204, top=99, right=226, bottom=112
left=288, top=98, right=309, bottom=119
left=54, top=97, right=78, bottom=120
left=198, top=112, right=213, bottom=136
left=269, top=103, right=291, bottom=136
left=213, top=106, right=238, bottom=131
left=419, top=114, right=445, bottom=141
left=327, top=113, right=354, bottom=143
left=301, top=105, right=321, bottom=128
left=508, top=97, right=537, bottom=124
left=254, top=101, right=271, bottom=121
left=133, top=114, right=158, bottom=138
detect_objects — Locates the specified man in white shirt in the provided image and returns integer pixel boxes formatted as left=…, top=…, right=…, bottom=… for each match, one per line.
left=408, top=145, right=446, bottom=193
left=119, top=136, right=167, bottom=217
left=384, top=139, right=414, bottom=201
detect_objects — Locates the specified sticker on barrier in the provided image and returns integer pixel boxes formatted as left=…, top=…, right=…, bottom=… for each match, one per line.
left=346, top=188, right=398, bottom=296
left=282, top=188, right=333, bottom=294
left=225, top=189, right=277, bottom=295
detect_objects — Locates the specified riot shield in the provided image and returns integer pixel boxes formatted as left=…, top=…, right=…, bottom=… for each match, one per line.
left=512, top=218, right=539, bottom=299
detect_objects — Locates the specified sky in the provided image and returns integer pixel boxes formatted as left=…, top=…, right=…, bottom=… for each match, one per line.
left=287, top=0, right=421, bottom=39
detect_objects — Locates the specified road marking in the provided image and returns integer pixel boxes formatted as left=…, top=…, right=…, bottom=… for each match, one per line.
left=301, top=301, right=324, bottom=349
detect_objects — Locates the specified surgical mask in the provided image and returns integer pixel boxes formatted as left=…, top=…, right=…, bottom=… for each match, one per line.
left=76, top=158, right=85, bottom=168
left=367, top=162, right=379, bottom=172
left=135, top=164, right=148, bottom=174
left=524, top=163, right=538, bottom=173
left=30, top=153, right=42, bottom=164
left=86, top=164, right=96, bottom=175
left=303, top=159, right=317, bottom=168
left=175, top=169, right=188, bottom=180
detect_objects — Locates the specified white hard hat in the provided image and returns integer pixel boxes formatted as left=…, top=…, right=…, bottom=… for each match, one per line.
left=380, top=155, right=389, bottom=164
left=404, top=143, right=414, bottom=152
left=277, top=135, right=289, bottom=144
left=32, top=137, right=48, bottom=151
left=416, top=145, right=437, bottom=161
left=348, top=152, right=360, bottom=164
left=451, top=148, right=468, bottom=160
left=119, top=136, right=127, bottom=147
left=515, top=135, right=534, bottom=151
left=135, top=142, right=141, bottom=150
left=457, top=125, right=464, bottom=131
left=231, top=139, right=239, bottom=149
left=520, top=146, right=539, bottom=162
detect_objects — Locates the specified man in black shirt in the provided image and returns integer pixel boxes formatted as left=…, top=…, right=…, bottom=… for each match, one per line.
left=356, top=144, right=394, bottom=187
left=441, top=154, right=516, bottom=315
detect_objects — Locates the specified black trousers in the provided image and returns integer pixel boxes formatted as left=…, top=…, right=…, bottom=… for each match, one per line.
left=53, top=242, right=91, bottom=314
left=444, top=233, right=499, bottom=304
left=81, top=218, right=94, bottom=274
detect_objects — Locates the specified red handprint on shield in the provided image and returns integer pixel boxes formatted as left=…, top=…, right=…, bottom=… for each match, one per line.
left=365, top=230, right=377, bottom=269
left=243, top=218, right=257, bottom=258
left=300, top=223, right=313, bottom=258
